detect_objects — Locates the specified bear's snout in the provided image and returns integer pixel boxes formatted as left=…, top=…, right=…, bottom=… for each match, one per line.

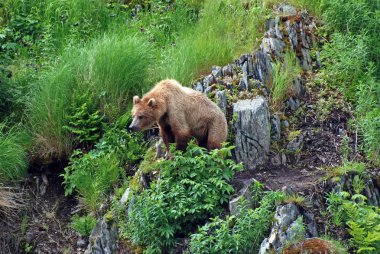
left=128, top=124, right=140, bottom=132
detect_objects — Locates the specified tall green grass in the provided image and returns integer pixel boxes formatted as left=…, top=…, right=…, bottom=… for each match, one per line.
left=271, top=51, right=302, bottom=111
left=0, top=124, right=29, bottom=182
left=28, top=33, right=154, bottom=161
left=160, top=0, right=269, bottom=85
left=318, top=0, right=380, bottom=164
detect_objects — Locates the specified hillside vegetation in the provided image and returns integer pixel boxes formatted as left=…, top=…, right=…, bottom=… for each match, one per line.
left=0, top=0, right=379, bottom=253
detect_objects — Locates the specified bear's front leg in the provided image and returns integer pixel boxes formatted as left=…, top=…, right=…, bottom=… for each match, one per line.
left=159, top=124, right=174, bottom=157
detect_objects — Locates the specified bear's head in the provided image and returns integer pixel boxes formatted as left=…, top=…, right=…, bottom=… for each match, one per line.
left=129, top=95, right=157, bottom=132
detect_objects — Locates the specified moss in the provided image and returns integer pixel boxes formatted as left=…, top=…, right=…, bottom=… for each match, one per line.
left=287, top=130, right=302, bottom=141
left=104, top=211, right=113, bottom=223
left=138, top=146, right=162, bottom=174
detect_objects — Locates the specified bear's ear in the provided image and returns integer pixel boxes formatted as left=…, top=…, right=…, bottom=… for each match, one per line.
left=133, top=96, right=141, bottom=104
left=148, top=98, right=156, bottom=108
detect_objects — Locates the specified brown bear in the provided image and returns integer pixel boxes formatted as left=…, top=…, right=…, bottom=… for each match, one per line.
left=129, top=79, right=227, bottom=154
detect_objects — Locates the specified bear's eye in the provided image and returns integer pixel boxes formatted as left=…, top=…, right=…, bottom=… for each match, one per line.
left=138, top=116, right=144, bottom=120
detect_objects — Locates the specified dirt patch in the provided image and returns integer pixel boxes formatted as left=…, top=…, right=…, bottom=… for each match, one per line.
left=0, top=163, right=86, bottom=254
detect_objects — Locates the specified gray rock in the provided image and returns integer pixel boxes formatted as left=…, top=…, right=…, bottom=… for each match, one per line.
left=215, top=90, right=227, bottom=115
left=253, top=51, right=272, bottom=87
left=233, top=98, right=270, bottom=170
left=303, top=210, right=319, bottom=237
left=259, top=203, right=306, bottom=254
left=212, top=66, right=222, bottom=78
left=315, top=51, right=321, bottom=68
left=292, top=77, right=305, bottom=97
left=300, top=26, right=310, bottom=48
left=222, top=64, right=233, bottom=77
left=241, top=61, right=249, bottom=90
left=270, top=37, right=286, bottom=57
left=287, top=134, right=304, bottom=153
left=282, top=120, right=290, bottom=129
left=271, top=154, right=281, bottom=166
left=271, top=113, right=281, bottom=140
left=229, top=178, right=256, bottom=215
left=239, top=78, right=247, bottom=91
left=281, top=153, right=287, bottom=165
left=77, top=239, right=87, bottom=248
left=286, top=21, right=297, bottom=49
left=274, top=16, right=283, bottom=39
left=247, top=54, right=254, bottom=76
left=278, top=4, right=297, bottom=16
left=204, top=86, right=213, bottom=95
left=301, top=48, right=312, bottom=71
left=240, top=54, right=248, bottom=65
left=203, top=74, right=214, bottom=90
left=155, top=138, right=165, bottom=159
left=288, top=97, right=300, bottom=111
left=85, top=219, right=118, bottom=254
left=194, top=82, right=203, bottom=92
left=119, top=188, right=130, bottom=205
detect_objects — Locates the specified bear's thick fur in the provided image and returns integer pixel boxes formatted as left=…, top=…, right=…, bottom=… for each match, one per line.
left=129, top=79, right=227, bottom=153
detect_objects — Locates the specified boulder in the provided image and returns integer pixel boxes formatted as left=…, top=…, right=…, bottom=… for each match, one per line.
left=259, top=203, right=306, bottom=254
left=85, top=219, right=118, bottom=254
left=233, top=97, right=270, bottom=170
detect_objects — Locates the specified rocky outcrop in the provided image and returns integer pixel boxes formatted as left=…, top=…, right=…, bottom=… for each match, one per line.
left=229, top=178, right=259, bottom=215
left=85, top=219, right=118, bottom=254
left=259, top=203, right=306, bottom=254
left=191, top=5, right=317, bottom=171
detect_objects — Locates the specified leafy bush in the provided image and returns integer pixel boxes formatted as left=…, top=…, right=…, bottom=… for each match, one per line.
left=63, top=92, right=104, bottom=147
left=95, top=126, right=145, bottom=167
left=327, top=191, right=380, bottom=253
left=0, top=124, right=29, bottom=182
left=71, top=214, right=97, bottom=236
left=123, top=142, right=242, bottom=252
left=189, top=191, right=283, bottom=254
left=62, top=150, right=123, bottom=212
left=62, top=124, right=144, bottom=212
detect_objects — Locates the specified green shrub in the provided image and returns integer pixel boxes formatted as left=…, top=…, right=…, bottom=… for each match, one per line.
left=95, top=126, right=145, bottom=167
left=123, top=142, right=242, bottom=252
left=62, top=150, right=123, bottom=212
left=63, top=92, right=104, bottom=147
left=189, top=191, right=283, bottom=254
left=0, top=124, right=29, bottom=182
left=28, top=33, right=153, bottom=161
left=71, top=214, right=97, bottom=237
left=61, top=123, right=144, bottom=212
left=326, top=161, right=367, bottom=178
left=327, top=191, right=380, bottom=253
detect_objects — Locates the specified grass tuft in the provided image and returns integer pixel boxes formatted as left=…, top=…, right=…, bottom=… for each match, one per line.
left=0, top=124, right=29, bottom=182
left=28, top=33, right=154, bottom=161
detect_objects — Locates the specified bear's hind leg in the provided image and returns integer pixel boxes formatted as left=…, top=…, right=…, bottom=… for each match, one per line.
left=174, top=130, right=191, bottom=151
